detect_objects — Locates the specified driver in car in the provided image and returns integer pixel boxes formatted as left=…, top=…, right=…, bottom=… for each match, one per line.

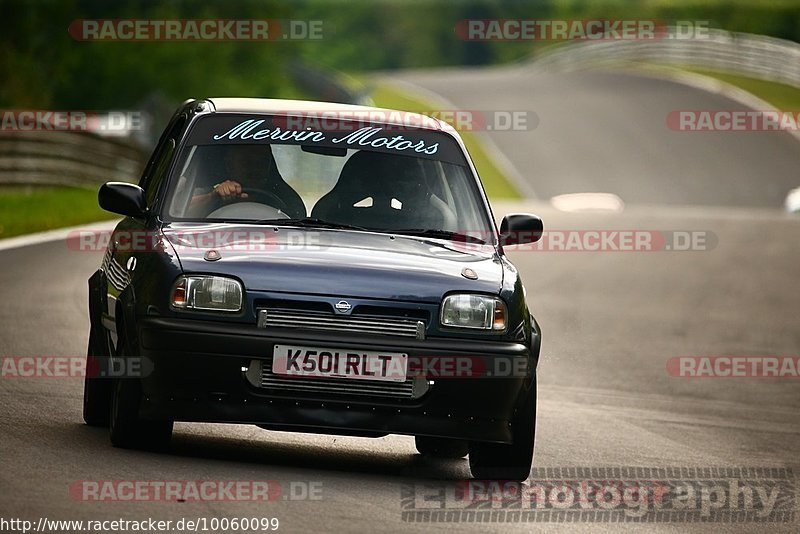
left=187, top=145, right=263, bottom=214
left=185, top=144, right=306, bottom=218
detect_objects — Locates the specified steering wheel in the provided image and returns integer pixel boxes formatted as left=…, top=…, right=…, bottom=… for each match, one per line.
left=206, top=188, right=293, bottom=220
left=207, top=202, right=289, bottom=220
left=240, top=188, right=292, bottom=215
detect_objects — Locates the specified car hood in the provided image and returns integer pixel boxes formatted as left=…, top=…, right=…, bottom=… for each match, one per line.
left=161, top=223, right=503, bottom=302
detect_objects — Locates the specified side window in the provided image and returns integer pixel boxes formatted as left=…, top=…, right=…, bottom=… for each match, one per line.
left=145, top=139, right=176, bottom=207
left=141, top=114, right=186, bottom=208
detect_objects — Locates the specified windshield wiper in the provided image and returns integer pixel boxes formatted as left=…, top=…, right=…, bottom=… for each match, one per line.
left=258, top=217, right=370, bottom=232
left=256, top=219, right=487, bottom=243
left=389, top=228, right=487, bottom=244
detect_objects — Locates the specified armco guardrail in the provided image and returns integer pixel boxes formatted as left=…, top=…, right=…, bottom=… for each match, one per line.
left=533, top=28, right=800, bottom=89
left=0, top=130, right=148, bottom=188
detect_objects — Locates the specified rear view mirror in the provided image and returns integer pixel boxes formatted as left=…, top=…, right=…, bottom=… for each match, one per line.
left=98, top=182, right=147, bottom=218
left=302, top=145, right=348, bottom=157
left=500, top=213, right=543, bottom=246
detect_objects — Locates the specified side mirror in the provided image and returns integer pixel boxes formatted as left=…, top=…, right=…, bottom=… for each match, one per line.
left=500, top=213, right=543, bottom=246
left=98, top=182, right=147, bottom=218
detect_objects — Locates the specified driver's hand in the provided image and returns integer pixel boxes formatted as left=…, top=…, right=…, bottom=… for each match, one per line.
left=213, top=180, right=249, bottom=201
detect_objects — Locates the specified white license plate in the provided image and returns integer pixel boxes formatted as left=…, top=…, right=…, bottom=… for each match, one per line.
left=272, top=344, right=407, bottom=382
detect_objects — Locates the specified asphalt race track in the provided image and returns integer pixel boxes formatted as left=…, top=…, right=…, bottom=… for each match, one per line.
left=1, top=66, right=799, bottom=533
left=385, top=67, right=800, bottom=208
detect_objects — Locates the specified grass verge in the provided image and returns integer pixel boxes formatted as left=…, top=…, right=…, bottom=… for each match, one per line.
left=368, top=83, right=521, bottom=199
left=635, top=63, right=800, bottom=111
left=0, top=186, right=114, bottom=240
left=680, top=67, right=800, bottom=111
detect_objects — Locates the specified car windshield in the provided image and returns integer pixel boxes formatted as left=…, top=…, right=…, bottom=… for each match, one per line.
left=163, top=114, right=494, bottom=242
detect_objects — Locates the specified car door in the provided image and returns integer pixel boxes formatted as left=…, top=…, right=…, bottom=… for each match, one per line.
left=104, top=111, right=187, bottom=346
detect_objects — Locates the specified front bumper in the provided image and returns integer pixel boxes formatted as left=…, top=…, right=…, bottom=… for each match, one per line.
left=134, top=316, right=538, bottom=444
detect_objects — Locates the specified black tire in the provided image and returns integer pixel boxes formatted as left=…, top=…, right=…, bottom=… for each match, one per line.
left=83, top=333, right=112, bottom=427
left=415, top=436, right=469, bottom=459
left=109, top=340, right=172, bottom=450
left=469, top=383, right=536, bottom=481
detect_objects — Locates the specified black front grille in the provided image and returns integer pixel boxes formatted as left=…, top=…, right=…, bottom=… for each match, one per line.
left=245, top=359, right=430, bottom=399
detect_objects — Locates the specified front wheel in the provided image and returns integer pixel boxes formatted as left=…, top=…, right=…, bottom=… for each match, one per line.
left=109, top=339, right=172, bottom=450
left=469, top=382, right=536, bottom=481
left=109, top=378, right=173, bottom=450
left=83, top=333, right=112, bottom=427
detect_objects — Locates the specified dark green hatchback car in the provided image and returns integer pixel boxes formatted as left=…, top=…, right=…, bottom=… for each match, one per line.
left=84, top=97, right=543, bottom=480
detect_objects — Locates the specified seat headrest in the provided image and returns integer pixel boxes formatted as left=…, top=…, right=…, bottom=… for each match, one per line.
left=334, top=151, right=430, bottom=206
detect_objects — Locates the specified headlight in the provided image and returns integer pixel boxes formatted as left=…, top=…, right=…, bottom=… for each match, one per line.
left=440, top=294, right=507, bottom=330
left=171, top=275, right=243, bottom=312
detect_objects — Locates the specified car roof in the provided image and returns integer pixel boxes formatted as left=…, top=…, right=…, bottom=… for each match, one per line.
left=205, top=97, right=455, bottom=134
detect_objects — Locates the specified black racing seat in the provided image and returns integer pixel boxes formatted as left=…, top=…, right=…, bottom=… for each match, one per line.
left=311, top=150, right=445, bottom=230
